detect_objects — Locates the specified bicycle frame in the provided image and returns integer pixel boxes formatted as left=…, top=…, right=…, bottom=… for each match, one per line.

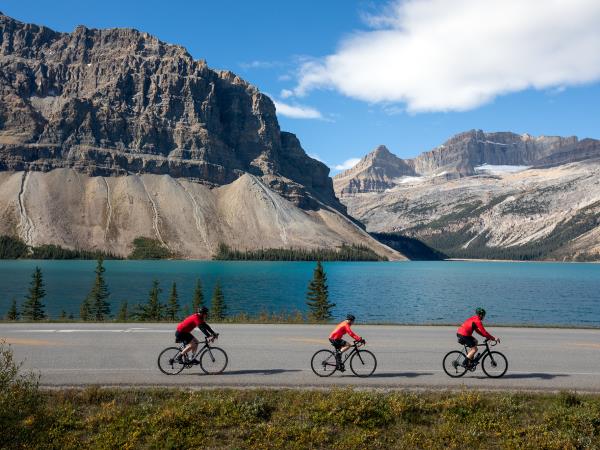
left=335, top=341, right=364, bottom=364
left=462, top=339, right=496, bottom=363
left=179, top=338, right=215, bottom=360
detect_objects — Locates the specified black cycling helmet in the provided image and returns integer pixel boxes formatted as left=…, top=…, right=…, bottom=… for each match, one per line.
left=199, top=306, right=209, bottom=315
left=346, top=314, right=356, bottom=322
left=475, top=307, right=486, bottom=317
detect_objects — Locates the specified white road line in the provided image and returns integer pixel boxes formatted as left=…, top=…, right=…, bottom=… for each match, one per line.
left=11, top=329, right=172, bottom=333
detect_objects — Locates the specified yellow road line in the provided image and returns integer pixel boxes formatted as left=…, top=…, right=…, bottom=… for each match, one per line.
left=571, top=342, right=600, bottom=349
left=285, top=337, right=328, bottom=344
left=1, top=337, right=63, bottom=346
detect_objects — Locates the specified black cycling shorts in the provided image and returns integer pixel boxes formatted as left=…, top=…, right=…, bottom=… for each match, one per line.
left=175, top=331, right=196, bottom=345
left=329, top=338, right=348, bottom=350
left=457, top=333, right=477, bottom=348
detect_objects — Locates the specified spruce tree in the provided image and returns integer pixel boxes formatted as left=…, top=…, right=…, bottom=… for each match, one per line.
left=166, top=282, right=180, bottom=321
left=6, top=298, right=19, bottom=321
left=59, top=310, right=68, bottom=321
left=210, top=281, right=227, bottom=321
left=139, top=279, right=164, bottom=321
left=117, top=301, right=128, bottom=321
left=192, top=278, right=204, bottom=313
left=85, top=258, right=111, bottom=321
left=181, top=304, right=191, bottom=317
left=22, top=266, right=46, bottom=321
left=306, top=261, right=335, bottom=322
left=80, top=297, right=91, bottom=321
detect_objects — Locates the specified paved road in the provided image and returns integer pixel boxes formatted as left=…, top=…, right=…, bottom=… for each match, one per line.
left=2, top=323, right=600, bottom=391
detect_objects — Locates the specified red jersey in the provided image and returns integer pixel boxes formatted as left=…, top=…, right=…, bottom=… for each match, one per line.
left=177, top=313, right=205, bottom=333
left=329, top=321, right=361, bottom=341
left=457, top=315, right=495, bottom=340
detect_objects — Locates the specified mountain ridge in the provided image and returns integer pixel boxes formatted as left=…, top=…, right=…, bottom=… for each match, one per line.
left=335, top=130, right=600, bottom=195
left=334, top=131, right=600, bottom=261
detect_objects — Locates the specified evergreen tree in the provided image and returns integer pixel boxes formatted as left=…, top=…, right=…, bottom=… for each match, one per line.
left=306, top=261, right=335, bottom=322
left=117, top=301, right=129, bottom=321
left=166, top=282, right=180, bottom=321
left=85, top=258, right=111, bottom=321
left=181, top=304, right=191, bottom=317
left=210, top=281, right=227, bottom=321
left=68, top=312, right=74, bottom=320
left=22, top=266, right=46, bottom=321
left=80, top=297, right=91, bottom=321
left=192, top=278, right=204, bottom=313
left=6, top=298, right=19, bottom=321
left=138, top=279, right=164, bottom=321
left=59, top=310, right=68, bottom=321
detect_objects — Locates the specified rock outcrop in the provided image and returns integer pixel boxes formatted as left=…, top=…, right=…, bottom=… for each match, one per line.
left=0, top=13, right=342, bottom=212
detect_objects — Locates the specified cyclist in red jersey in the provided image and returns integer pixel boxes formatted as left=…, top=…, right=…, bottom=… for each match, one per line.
left=457, top=307, right=499, bottom=367
left=329, top=314, right=364, bottom=367
left=175, top=306, right=218, bottom=362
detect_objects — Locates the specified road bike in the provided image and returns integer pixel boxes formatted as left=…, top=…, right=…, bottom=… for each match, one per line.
left=157, top=337, right=228, bottom=375
left=442, top=339, right=508, bottom=378
left=311, top=340, right=377, bottom=377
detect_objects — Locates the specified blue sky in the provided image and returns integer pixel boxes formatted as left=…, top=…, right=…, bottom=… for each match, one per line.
left=3, top=0, right=600, bottom=171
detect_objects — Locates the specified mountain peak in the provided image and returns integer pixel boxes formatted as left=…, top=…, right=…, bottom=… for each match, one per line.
left=333, top=145, right=416, bottom=195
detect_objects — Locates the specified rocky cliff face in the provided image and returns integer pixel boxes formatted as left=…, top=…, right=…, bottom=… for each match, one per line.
left=334, top=131, right=600, bottom=261
left=408, top=130, right=595, bottom=177
left=0, top=13, right=341, bottom=212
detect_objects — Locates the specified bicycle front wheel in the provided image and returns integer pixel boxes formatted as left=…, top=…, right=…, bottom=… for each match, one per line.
left=157, top=347, right=185, bottom=375
left=311, top=349, right=337, bottom=377
left=199, top=346, right=228, bottom=374
left=350, top=349, right=377, bottom=377
left=481, top=351, right=508, bottom=378
left=442, top=350, right=468, bottom=378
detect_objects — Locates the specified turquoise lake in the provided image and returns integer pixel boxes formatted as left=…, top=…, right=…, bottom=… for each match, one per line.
left=0, top=260, right=599, bottom=326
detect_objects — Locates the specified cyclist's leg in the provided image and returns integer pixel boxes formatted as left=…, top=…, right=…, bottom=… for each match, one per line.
left=466, top=337, right=478, bottom=361
left=329, top=339, right=347, bottom=365
left=180, top=334, right=198, bottom=359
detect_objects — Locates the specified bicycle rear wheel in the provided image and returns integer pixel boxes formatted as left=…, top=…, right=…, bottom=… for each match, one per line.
left=157, top=347, right=185, bottom=375
left=481, top=351, right=508, bottom=378
left=350, top=349, right=377, bottom=377
left=442, top=350, right=468, bottom=378
left=199, top=346, right=228, bottom=374
left=311, top=349, right=337, bottom=377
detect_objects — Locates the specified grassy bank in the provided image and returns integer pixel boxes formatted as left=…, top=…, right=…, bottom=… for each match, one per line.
left=2, top=344, right=600, bottom=449
left=5, top=387, right=600, bottom=449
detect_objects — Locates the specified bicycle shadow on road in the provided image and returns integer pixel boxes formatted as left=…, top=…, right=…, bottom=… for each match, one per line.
left=220, top=369, right=303, bottom=376
left=369, top=372, right=435, bottom=378
left=476, top=373, right=570, bottom=380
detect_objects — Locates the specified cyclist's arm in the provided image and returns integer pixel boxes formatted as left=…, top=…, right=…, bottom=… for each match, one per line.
left=346, top=325, right=362, bottom=341
left=474, top=318, right=495, bottom=340
left=198, top=322, right=217, bottom=337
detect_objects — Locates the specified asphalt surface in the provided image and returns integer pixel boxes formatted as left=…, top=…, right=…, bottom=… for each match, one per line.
left=2, top=323, right=600, bottom=391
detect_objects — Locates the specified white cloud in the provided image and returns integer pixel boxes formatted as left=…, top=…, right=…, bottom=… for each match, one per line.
left=308, top=153, right=323, bottom=162
left=239, top=60, right=280, bottom=70
left=334, top=158, right=361, bottom=171
left=294, top=0, right=600, bottom=112
left=280, top=89, right=294, bottom=99
left=272, top=100, right=323, bottom=119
